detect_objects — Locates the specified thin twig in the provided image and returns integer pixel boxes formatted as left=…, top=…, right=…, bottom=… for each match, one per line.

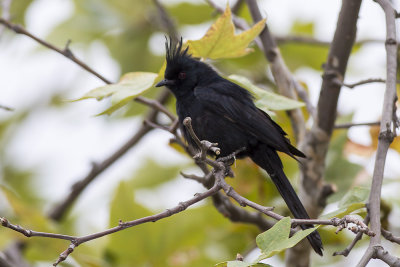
left=334, top=121, right=381, bottom=129
left=381, top=228, right=400, bottom=244
left=2, top=182, right=223, bottom=266
left=293, top=215, right=374, bottom=236
left=333, top=77, right=386, bottom=89
left=136, top=96, right=176, bottom=122
left=0, top=217, right=76, bottom=241
left=333, top=215, right=370, bottom=257
left=275, top=35, right=384, bottom=46
left=0, top=18, right=112, bottom=84
left=0, top=17, right=167, bottom=112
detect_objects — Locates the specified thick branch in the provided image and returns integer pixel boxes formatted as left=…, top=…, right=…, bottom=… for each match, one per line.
left=374, top=246, right=400, bottom=266
left=357, top=0, right=398, bottom=265
left=366, top=0, right=398, bottom=249
left=317, top=0, right=362, bottom=136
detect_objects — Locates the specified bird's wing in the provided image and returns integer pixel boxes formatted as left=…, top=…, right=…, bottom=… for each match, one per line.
left=194, top=82, right=298, bottom=156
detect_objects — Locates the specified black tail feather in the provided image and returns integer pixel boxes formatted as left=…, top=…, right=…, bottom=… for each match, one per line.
left=251, top=147, right=323, bottom=256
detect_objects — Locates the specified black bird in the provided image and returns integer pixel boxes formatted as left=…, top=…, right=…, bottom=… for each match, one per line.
left=156, top=38, right=323, bottom=255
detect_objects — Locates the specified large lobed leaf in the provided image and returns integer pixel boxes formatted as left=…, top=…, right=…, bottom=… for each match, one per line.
left=186, top=5, right=265, bottom=59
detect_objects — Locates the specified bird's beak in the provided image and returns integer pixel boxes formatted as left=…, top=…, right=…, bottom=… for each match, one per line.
left=155, top=79, right=175, bottom=87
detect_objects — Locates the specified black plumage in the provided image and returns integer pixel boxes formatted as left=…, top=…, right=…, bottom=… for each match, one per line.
left=156, top=38, right=323, bottom=255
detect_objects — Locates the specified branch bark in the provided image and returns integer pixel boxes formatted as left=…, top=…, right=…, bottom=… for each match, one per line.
left=357, top=0, right=398, bottom=265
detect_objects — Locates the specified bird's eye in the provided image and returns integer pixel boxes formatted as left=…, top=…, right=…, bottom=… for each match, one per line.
left=178, top=72, right=186, bottom=80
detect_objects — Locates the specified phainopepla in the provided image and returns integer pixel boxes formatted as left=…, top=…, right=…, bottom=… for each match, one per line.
left=156, top=38, right=323, bottom=255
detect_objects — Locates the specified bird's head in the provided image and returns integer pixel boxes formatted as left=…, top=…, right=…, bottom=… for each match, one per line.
left=156, top=37, right=218, bottom=98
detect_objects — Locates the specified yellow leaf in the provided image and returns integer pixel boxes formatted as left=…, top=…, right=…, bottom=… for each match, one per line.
left=186, top=5, right=265, bottom=59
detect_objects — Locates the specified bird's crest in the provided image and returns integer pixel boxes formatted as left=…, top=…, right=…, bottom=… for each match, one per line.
left=165, top=36, right=190, bottom=66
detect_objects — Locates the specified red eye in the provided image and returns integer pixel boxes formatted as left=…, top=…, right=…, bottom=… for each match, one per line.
left=178, top=72, right=186, bottom=80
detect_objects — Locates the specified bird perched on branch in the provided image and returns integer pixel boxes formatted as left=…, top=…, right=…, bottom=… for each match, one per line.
left=155, top=38, right=323, bottom=255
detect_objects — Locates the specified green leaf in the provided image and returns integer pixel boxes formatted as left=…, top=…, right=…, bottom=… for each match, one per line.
left=228, top=75, right=305, bottom=112
left=339, top=187, right=369, bottom=208
left=76, top=71, right=158, bottom=115
left=320, top=187, right=368, bottom=219
left=186, top=5, right=265, bottom=59
left=255, top=217, right=318, bottom=261
left=215, top=261, right=272, bottom=267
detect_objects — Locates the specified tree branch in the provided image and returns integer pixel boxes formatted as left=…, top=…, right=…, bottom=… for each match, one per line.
left=358, top=0, right=398, bottom=263
left=2, top=181, right=223, bottom=266
left=334, top=121, right=381, bottom=129
left=333, top=214, right=370, bottom=257
left=275, top=35, right=384, bottom=46
left=0, top=18, right=112, bottom=84
left=374, top=246, right=400, bottom=266
left=0, top=18, right=165, bottom=110
left=381, top=228, right=400, bottom=245
left=333, top=78, right=386, bottom=89
left=356, top=0, right=398, bottom=265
